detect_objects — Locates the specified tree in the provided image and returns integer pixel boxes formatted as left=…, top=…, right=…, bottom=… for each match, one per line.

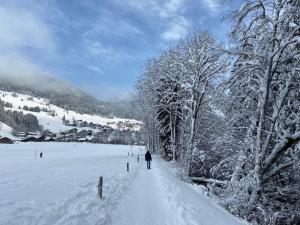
left=212, top=1, right=300, bottom=223
left=136, top=31, right=228, bottom=172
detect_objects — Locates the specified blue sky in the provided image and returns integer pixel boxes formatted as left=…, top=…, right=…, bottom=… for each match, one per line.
left=0, top=0, right=240, bottom=100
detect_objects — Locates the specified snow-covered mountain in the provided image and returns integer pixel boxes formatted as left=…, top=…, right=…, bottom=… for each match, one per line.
left=0, top=90, right=143, bottom=143
left=0, top=75, right=112, bottom=117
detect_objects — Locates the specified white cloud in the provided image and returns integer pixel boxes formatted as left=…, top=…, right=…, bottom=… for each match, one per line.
left=162, top=17, right=190, bottom=41
left=0, top=53, right=49, bottom=80
left=82, top=39, right=134, bottom=64
left=85, top=41, right=113, bottom=57
left=0, top=4, right=57, bottom=82
left=95, top=0, right=189, bottom=43
left=91, top=17, right=144, bottom=38
left=120, top=0, right=184, bottom=19
left=81, top=82, right=132, bottom=100
left=158, top=0, right=184, bottom=18
left=202, top=0, right=220, bottom=13
left=0, top=5, right=55, bottom=52
left=87, top=65, right=104, bottom=74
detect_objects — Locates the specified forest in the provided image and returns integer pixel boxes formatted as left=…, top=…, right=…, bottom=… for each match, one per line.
left=136, top=1, right=300, bottom=224
left=0, top=98, right=40, bottom=132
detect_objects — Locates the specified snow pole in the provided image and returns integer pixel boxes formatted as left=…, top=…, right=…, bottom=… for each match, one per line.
left=98, top=176, right=103, bottom=199
left=127, top=162, right=129, bottom=172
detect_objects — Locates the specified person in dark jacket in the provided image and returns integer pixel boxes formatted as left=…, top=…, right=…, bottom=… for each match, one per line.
left=145, top=150, right=152, bottom=169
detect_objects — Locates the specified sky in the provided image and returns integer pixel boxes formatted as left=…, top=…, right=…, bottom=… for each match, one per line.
left=0, top=0, right=240, bottom=100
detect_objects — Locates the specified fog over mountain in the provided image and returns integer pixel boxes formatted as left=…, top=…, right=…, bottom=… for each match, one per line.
left=0, top=54, right=77, bottom=93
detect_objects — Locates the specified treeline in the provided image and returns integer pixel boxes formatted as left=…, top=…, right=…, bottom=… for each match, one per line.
left=0, top=99, right=41, bottom=132
left=136, top=1, right=299, bottom=225
left=22, top=105, right=47, bottom=113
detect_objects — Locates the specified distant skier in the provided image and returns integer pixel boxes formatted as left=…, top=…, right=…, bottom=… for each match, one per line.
left=40, top=152, right=43, bottom=158
left=145, top=150, right=152, bottom=169
left=137, top=154, right=139, bottom=163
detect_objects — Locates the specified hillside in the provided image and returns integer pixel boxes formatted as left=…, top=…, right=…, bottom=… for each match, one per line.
left=0, top=90, right=143, bottom=144
left=0, top=75, right=112, bottom=116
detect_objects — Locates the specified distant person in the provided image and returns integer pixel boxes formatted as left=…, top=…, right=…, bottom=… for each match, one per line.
left=137, top=154, right=139, bottom=163
left=40, top=152, right=43, bottom=158
left=145, top=150, right=152, bottom=169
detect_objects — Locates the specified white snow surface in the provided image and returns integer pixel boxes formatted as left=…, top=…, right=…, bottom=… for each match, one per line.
left=0, top=90, right=142, bottom=133
left=0, top=122, right=15, bottom=139
left=0, top=143, right=249, bottom=225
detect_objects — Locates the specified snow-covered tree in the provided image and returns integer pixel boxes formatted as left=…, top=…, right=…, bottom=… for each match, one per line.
left=211, top=1, right=300, bottom=223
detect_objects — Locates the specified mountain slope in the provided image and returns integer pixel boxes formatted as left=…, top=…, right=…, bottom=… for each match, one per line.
left=0, top=75, right=112, bottom=116
left=0, top=90, right=142, bottom=134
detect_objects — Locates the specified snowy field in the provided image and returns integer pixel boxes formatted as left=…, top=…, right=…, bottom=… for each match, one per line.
left=0, top=143, right=248, bottom=225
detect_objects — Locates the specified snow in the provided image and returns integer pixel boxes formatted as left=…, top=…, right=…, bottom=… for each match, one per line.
left=0, top=90, right=142, bottom=133
left=113, top=158, right=249, bottom=225
left=0, top=122, right=15, bottom=139
left=0, top=143, right=249, bottom=225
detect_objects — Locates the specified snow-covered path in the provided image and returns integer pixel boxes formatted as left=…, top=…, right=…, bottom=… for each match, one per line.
left=0, top=143, right=248, bottom=225
left=113, top=157, right=248, bottom=225
left=113, top=159, right=171, bottom=225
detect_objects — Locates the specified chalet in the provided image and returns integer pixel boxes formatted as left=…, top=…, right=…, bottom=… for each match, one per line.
left=117, top=121, right=123, bottom=129
left=86, top=130, right=93, bottom=136
left=66, top=128, right=78, bottom=134
left=45, top=137, right=55, bottom=142
left=125, top=123, right=134, bottom=128
left=0, top=137, right=14, bottom=144
left=21, top=135, right=45, bottom=142
left=21, top=137, right=38, bottom=142
left=18, top=132, right=26, bottom=138
left=78, top=137, right=86, bottom=142
left=25, top=132, right=39, bottom=138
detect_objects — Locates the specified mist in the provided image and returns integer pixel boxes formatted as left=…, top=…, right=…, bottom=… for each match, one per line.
left=0, top=54, right=81, bottom=95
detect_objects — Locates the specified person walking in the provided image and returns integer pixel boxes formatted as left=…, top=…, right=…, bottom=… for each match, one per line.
left=145, top=150, right=152, bottom=169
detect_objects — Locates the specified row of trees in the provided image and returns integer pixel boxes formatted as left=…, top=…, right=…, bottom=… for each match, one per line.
left=0, top=99, right=41, bottom=132
left=136, top=1, right=299, bottom=224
